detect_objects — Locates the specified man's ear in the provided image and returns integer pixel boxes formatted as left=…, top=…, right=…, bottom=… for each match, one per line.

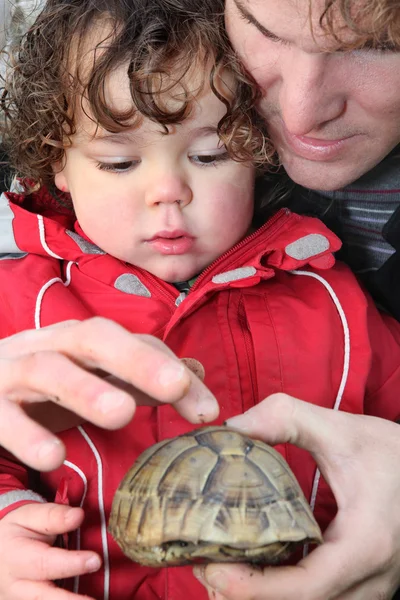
left=54, top=166, right=70, bottom=193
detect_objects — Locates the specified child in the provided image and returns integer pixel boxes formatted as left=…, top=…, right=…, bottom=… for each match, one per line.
left=0, top=0, right=400, bottom=599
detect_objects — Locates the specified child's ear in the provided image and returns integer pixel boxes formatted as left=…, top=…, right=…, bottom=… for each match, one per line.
left=53, top=165, right=70, bottom=193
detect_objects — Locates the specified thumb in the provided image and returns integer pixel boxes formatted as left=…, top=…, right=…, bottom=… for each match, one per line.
left=225, top=393, right=368, bottom=500
left=225, top=393, right=339, bottom=451
left=9, top=502, right=84, bottom=535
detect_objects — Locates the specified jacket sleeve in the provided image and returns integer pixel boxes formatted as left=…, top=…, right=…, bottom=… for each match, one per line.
left=0, top=258, right=46, bottom=517
left=364, top=298, right=400, bottom=422
left=0, top=449, right=45, bottom=519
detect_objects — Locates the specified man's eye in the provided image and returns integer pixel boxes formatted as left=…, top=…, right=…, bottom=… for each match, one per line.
left=96, top=160, right=138, bottom=173
left=190, top=151, right=229, bottom=166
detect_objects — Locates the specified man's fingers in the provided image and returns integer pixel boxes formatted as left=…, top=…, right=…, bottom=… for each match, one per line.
left=195, top=555, right=343, bottom=600
left=196, top=526, right=395, bottom=600
left=337, top=577, right=399, bottom=600
left=111, top=337, right=218, bottom=422
left=0, top=319, right=219, bottom=470
left=0, top=345, right=136, bottom=471
left=226, top=394, right=400, bottom=507
left=195, top=562, right=291, bottom=600
left=7, top=320, right=191, bottom=404
left=2, top=350, right=136, bottom=428
left=81, top=330, right=219, bottom=422
left=220, top=396, right=400, bottom=600
left=103, top=358, right=219, bottom=423
left=162, top=371, right=219, bottom=423
left=225, top=394, right=368, bottom=475
left=225, top=392, right=400, bottom=458
left=0, top=397, right=66, bottom=470
left=1, top=319, right=219, bottom=423
left=225, top=393, right=337, bottom=450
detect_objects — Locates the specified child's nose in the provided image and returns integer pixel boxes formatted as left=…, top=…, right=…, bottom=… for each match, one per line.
left=145, top=175, right=192, bottom=208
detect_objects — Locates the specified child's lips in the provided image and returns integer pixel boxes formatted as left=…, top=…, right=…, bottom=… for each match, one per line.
left=146, top=231, right=194, bottom=255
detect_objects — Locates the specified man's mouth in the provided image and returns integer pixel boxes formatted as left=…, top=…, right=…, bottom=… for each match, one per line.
left=274, top=120, right=361, bottom=162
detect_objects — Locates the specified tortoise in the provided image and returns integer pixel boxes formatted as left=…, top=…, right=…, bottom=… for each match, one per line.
left=108, top=426, right=322, bottom=567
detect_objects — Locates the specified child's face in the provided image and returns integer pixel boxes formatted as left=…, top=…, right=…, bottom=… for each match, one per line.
left=55, top=63, right=255, bottom=283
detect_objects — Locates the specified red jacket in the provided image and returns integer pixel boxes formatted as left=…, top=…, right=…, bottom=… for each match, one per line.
left=0, top=189, right=400, bottom=600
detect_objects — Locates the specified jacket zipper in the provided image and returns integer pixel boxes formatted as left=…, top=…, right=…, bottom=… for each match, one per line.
left=162, top=210, right=292, bottom=337
left=189, top=209, right=291, bottom=294
left=238, top=297, right=258, bottom=406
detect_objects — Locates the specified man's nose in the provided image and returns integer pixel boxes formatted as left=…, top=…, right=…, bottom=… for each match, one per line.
left=145, top=175, right=193, bottom=208
left=278, top=52, right=346, bottom=136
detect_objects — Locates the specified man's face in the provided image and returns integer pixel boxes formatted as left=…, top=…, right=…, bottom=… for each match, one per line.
left=225, top=0, right=400, bottom=190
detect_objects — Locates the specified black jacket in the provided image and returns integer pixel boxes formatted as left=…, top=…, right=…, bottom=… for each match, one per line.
left=287, top=185, right=400, bottom=322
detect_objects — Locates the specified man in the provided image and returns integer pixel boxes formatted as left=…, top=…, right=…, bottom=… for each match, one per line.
left=0, top=1, right=399, bottom=600
left=228, top=0, right=400, bottom=320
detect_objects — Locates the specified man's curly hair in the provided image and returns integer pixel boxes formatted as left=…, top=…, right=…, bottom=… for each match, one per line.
left=320, top=0, right=400, bottom=49
left=1, top=0, right=271, bottom=190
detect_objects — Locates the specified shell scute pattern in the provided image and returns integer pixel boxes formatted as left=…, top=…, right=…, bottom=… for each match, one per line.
left=109, top=426, right=322, bottom=566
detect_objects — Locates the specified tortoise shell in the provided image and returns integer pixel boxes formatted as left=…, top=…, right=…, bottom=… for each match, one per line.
left=108, top=426, right=322, bottom=567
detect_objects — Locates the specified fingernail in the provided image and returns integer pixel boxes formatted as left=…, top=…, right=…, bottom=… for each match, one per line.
left=158, top=362, right=185, bottom=387
left=193, top=565, right=205, bottom=582
left=196, top=392, right=219, bottom=421
left=225, top=411, right=255, bottom=433
left=204, top=569, right=228, bottom=593
left=37, top=438, right=63, bottom=460
left=97, top=391, right=130, bottom=414
left=64, top=507, right=80, bottom=526
left=85, top=555, right=101, bottom=572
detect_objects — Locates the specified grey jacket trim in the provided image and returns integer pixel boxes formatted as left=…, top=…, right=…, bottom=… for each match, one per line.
left=0, top=489, right=45, bottom=512
left=0, top=192, right=23, bottom=254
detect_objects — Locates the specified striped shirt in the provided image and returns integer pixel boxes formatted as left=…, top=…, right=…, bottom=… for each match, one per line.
left=312, top=152, right=399, bottom=277
left=273, top=150, right=400, bottom=287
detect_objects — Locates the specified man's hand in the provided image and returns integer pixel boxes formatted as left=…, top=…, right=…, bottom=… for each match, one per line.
left=0, top=318, right=219, bottom=471
left=0, top=503, right=100, bottom=600
left=194, top=394, right=400, bottom=600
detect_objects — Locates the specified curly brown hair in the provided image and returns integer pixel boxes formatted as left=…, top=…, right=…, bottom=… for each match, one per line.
left=1, top=0, right=271, bottom=191
left=320, top=0, right=400, bottom=49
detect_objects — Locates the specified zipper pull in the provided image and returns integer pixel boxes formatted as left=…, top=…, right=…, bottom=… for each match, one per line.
left=175, top=291, right=187, bottom=306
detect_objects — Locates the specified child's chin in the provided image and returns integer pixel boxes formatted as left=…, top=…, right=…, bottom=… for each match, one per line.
left=162, top=270, right=198, bottom=284
left=151, top=262, right=201, bottom=284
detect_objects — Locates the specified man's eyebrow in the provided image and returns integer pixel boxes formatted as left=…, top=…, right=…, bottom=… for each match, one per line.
left=233, top=0, right=281, bottom=42
left=232, top=0, right=400, bottom=53
left=357, top=38, right=398, bottom=51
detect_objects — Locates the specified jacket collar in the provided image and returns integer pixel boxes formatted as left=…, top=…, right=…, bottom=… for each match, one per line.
left=2, top=191, right=341, bottom=287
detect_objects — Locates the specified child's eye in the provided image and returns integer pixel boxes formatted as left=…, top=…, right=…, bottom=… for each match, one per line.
left=96, top=160, right=139, bottom=173
left=189, top=150, right=230, bottom=167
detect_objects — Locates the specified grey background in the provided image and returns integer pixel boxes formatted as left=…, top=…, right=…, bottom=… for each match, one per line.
left=0, top=0, right=44, bottom=51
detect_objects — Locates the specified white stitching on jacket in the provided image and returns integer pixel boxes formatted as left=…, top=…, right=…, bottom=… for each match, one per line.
left=291, top=269, right=350, bottom=557
left=63, top=460, right=88, bottom=594
left=34, top=261, right=73, bottom=329
left=77, top=426, right=110, bottom=600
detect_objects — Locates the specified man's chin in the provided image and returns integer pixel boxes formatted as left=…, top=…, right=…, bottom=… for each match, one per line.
left=282, top=158, right=365, bottom=192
